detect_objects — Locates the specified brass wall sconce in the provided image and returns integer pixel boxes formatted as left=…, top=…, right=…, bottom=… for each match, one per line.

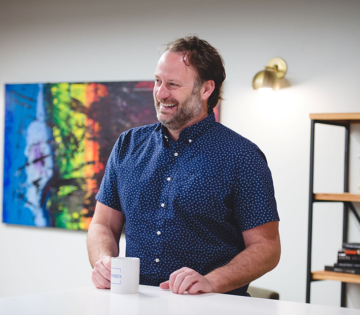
left=252, top=57, right=287, bottom=91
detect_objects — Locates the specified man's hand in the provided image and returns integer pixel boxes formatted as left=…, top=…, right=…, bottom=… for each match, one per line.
left=87, top=202, right=124, bottom=289
left=92, top=256, right=112, bottom=289
left=160, top=267, right=214, bottom=295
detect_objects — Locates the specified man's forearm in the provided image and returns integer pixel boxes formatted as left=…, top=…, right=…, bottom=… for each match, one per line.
left=87, top=223, right=120, bottom=268
left=205, top=240, right=281, bottom=293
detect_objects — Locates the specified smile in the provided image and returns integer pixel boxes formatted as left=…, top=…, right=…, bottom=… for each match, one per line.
left=160, top=103, right=177, bottom=107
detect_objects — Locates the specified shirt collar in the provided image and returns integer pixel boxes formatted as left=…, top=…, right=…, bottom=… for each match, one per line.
left=160, top=111, right=216, bottom=144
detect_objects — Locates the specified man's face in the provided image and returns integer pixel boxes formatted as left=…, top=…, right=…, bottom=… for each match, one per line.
left=153, top=51, right=207, bottom=131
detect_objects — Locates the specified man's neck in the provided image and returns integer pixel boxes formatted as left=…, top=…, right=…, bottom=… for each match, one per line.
left=167, top=112, right=209, bottom=142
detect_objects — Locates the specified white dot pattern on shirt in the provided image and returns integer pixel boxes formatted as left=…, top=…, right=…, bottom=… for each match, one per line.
left=95, top=112, right=279, bottom=296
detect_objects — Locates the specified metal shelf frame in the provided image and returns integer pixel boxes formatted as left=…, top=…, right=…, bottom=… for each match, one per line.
left=305, top=118, right=360, bottom=307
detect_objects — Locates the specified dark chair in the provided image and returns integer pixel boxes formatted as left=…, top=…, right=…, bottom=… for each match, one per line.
left=247, top=286, right=280, bottom=300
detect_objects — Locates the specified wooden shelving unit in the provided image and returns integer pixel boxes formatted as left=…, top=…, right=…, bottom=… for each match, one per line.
left=306, top=113, right=360, bottom=307
left=314, top=193, right=360, bottom=202
left=309, top=113, right=360, bottom=123
left=312, top=271, right=360, bottom=284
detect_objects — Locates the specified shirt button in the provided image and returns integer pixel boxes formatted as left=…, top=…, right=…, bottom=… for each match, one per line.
left=167, top=177, right=171, bottom=181
left=155, top=258, right=160, bottom=263
left=161, top=203, right=165, bottom=207
left=157, top=231, right=161, bottom=235
left=174, top=152, right=178, bottom=157
left=189, top=139, right=192, bottom=143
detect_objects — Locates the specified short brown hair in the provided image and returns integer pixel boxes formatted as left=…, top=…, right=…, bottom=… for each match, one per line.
left=165, top=36, right=226, bottom=112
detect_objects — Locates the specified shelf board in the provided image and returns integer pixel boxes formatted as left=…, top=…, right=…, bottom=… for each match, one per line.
left=310, top=113, right=360, bottom=123
left=312, top=270, right=360, bottom=284
left=314, top=193, right=360, bottom=202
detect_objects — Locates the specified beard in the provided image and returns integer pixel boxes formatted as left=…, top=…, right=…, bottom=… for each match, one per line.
left=154, top=84, right=202, bottom=131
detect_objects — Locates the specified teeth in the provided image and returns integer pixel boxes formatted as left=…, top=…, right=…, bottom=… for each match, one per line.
left=161, top=103, right=176, bottom=107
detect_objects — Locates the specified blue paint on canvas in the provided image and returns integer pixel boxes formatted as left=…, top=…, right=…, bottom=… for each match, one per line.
left=3, top=84, right=40, bottom=226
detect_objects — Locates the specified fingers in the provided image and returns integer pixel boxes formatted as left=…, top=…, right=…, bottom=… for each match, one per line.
left=169, top=267, right=189, bottom=291
left=159, top=281, right=170, bottom=289
left=169, top=268, right=199, bottom=294
left=187, top=282, right=203, bottom=295
left=177, top=274, right=199, bottom=294
left=166, top=267, right=213, bottom=295
left=92, top=275, right=104, bottom=289
left=98, top=259, right=112, bottom=280
left=92, top=256, right=112, bottom=289
left=102, top=256, right=112, bottom=271
left=92, top=268, right=110, bottom=289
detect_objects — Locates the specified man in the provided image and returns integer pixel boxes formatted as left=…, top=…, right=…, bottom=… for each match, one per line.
left=87, top=36, right=280, bottom=296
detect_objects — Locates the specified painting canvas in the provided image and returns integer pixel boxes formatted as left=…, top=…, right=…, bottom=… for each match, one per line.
left=3, top=81, right=221, bottom=230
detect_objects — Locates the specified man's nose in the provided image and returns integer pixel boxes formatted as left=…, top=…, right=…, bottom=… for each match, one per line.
left=155, top=83, right=170, bottom=100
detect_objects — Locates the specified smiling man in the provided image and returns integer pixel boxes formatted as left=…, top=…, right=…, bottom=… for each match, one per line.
left=153, top=50, right=209, bottom=138
left=87, top=36, right=280, bottom=296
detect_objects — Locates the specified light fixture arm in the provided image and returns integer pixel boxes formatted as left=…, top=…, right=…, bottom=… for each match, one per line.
left=252, top=57, right=288, bottom=91
left=265, top=57, right=287, bottom=79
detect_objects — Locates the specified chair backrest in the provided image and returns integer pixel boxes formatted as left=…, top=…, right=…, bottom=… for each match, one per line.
left=247, top=286, right=280, bottom=300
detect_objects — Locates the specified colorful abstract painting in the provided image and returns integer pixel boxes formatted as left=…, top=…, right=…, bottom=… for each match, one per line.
left=3, top=81, right=221, bottom=230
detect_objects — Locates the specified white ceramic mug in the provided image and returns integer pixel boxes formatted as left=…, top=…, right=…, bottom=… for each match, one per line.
left=111, top=257, right=140, bottom=294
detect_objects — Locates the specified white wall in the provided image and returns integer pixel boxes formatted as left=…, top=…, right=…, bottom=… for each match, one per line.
left=1, top=0, right=360, bottom=308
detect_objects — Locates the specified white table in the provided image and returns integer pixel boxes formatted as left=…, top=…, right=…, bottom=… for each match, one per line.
left=0, top=285, right=359, bottom=315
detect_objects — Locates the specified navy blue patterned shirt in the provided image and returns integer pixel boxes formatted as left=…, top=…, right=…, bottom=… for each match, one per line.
left=96, top=111, right=279, bottom=296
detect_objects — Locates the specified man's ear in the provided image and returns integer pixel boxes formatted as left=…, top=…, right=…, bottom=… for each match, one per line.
left=201, top=80, right=215, bottom=102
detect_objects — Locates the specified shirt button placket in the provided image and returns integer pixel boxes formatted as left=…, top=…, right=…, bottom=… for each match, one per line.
left=155, top=148, right=180, bottom=269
